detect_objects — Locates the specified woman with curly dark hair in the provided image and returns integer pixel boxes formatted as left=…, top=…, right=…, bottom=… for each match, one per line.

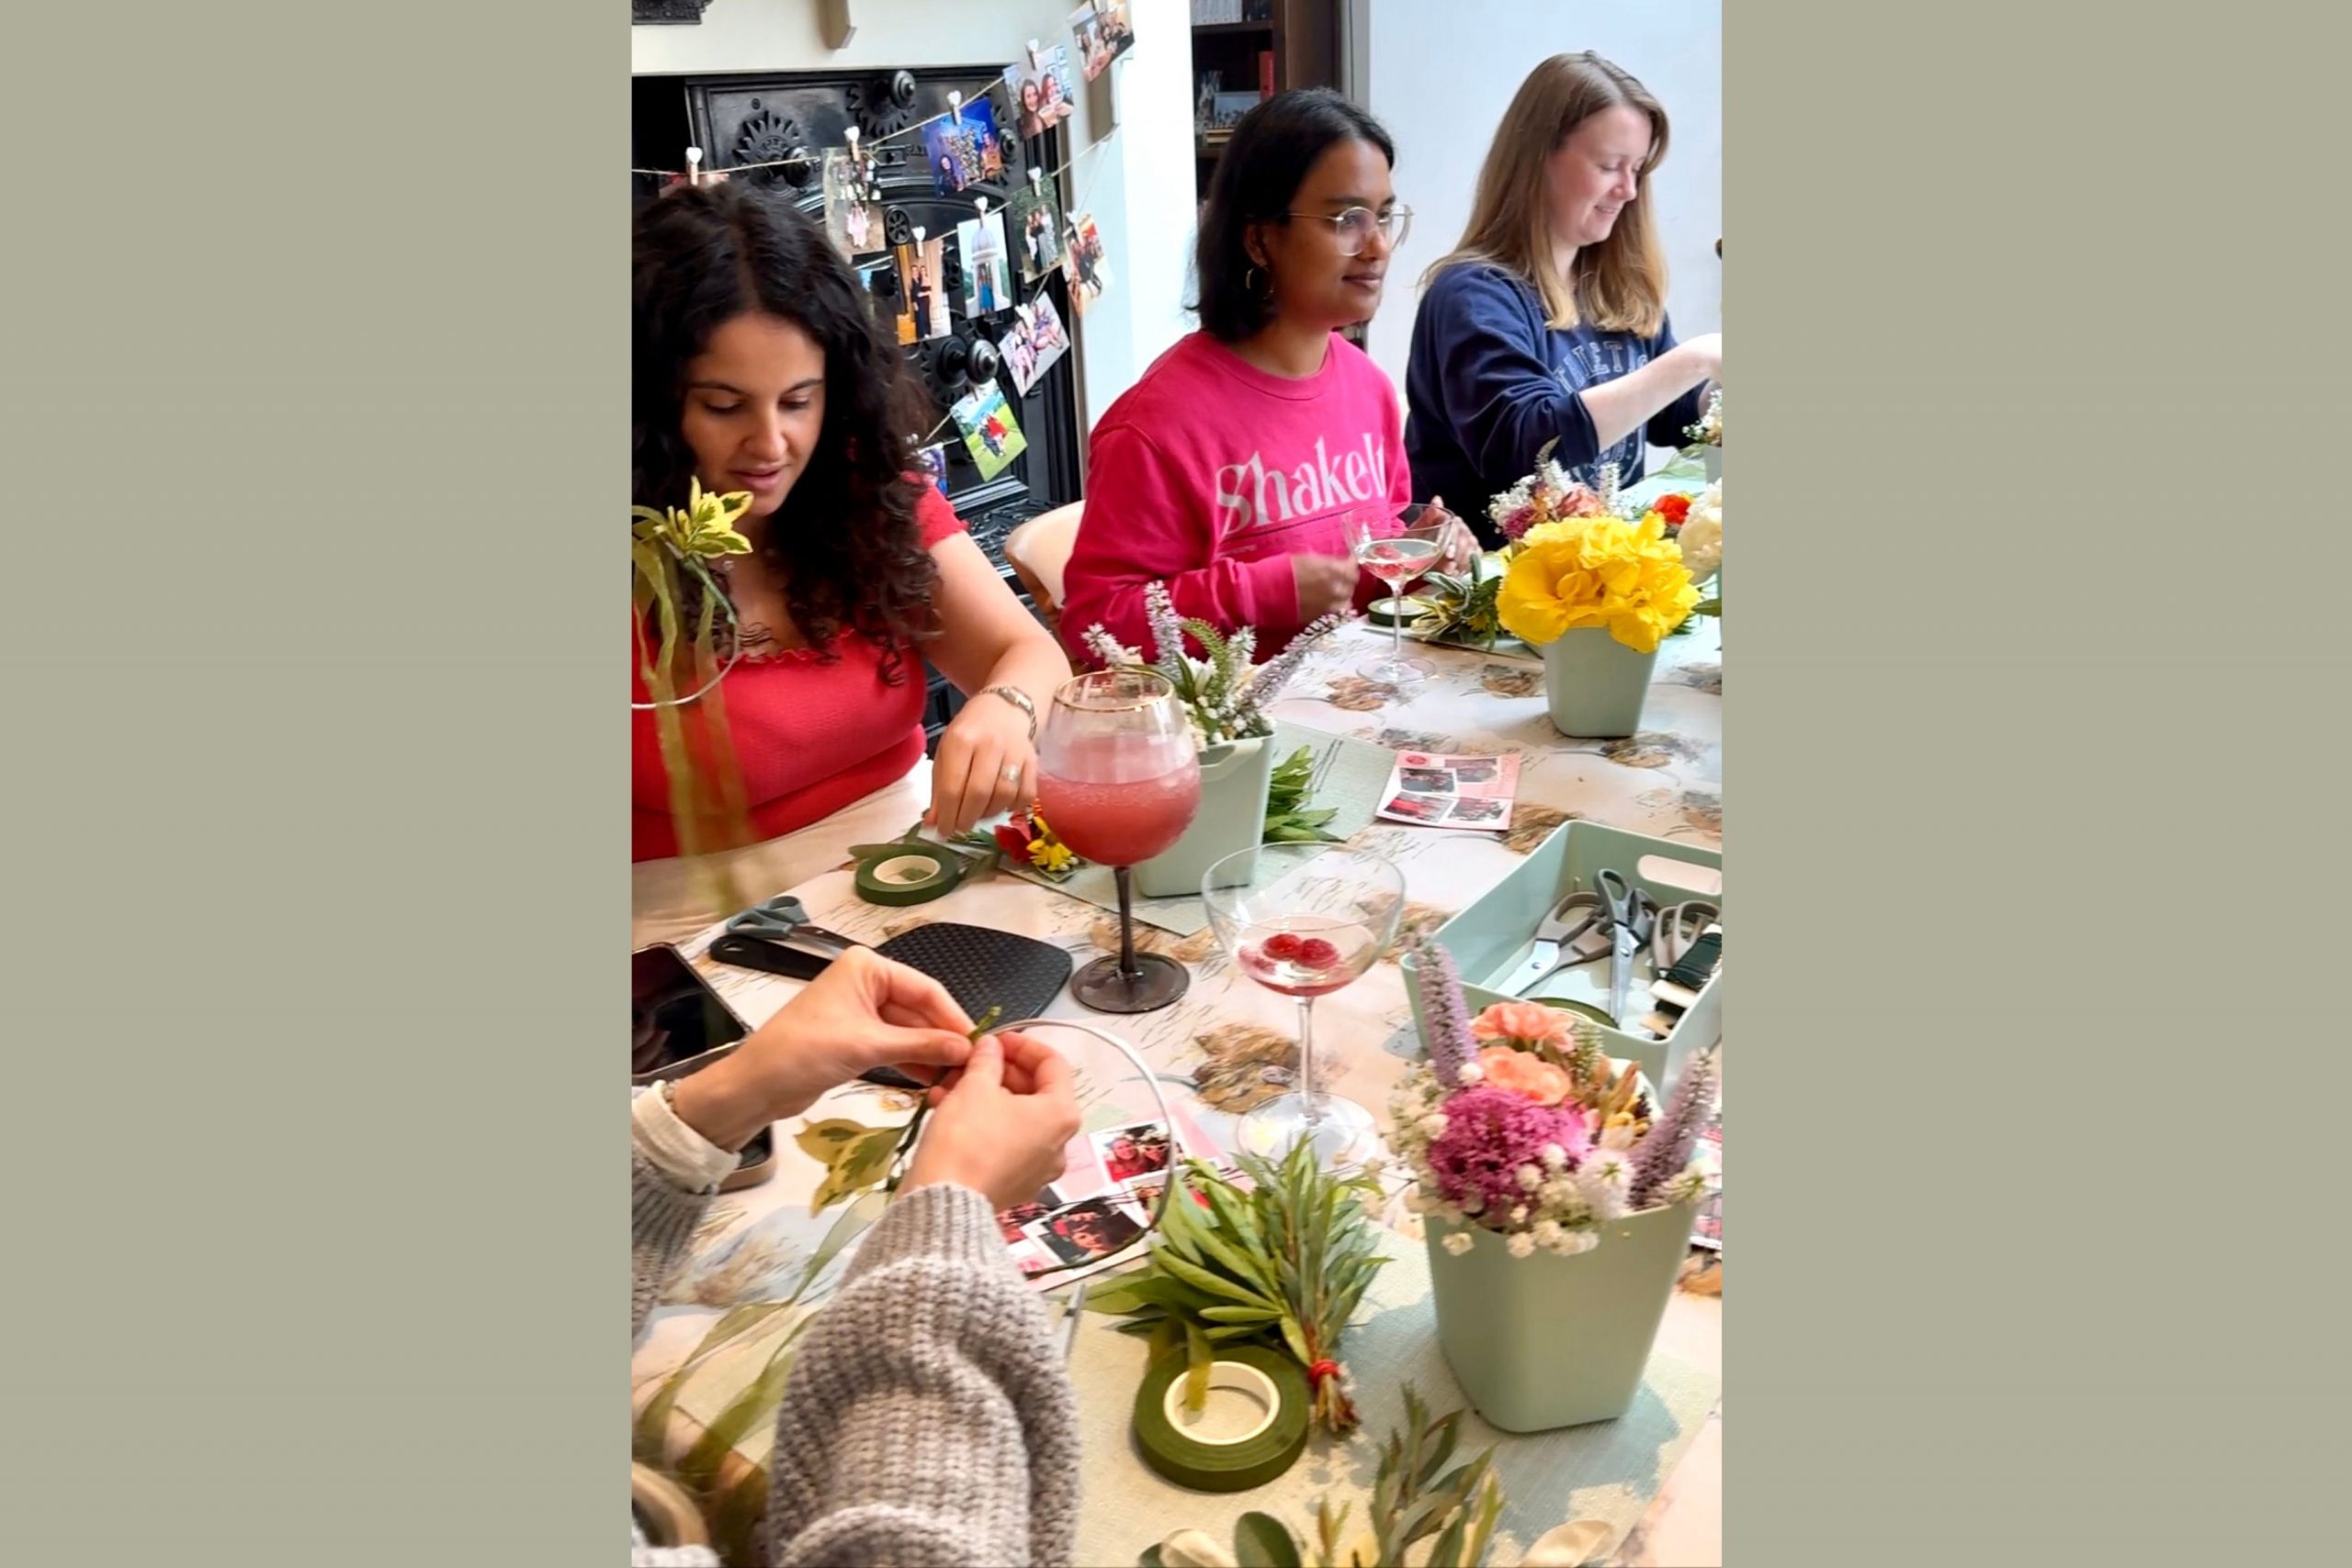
left=632, top=181, right=1069, bottom=944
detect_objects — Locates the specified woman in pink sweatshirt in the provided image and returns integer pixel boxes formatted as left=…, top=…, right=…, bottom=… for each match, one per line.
left=1058, top=89, right=1475, bottom=662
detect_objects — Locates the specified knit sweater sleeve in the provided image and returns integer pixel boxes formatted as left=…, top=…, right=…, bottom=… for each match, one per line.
left=631, top=1143, right=716, bottom=1343
left=764, top=1180, right=1081, bottom=1568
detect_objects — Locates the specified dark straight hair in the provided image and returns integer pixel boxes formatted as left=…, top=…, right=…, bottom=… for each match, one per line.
left=1192, top=88, right=1396, bottom=342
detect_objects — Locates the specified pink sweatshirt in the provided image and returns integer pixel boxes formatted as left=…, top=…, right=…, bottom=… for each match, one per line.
left=1059, top=330, right=1412, bottom=661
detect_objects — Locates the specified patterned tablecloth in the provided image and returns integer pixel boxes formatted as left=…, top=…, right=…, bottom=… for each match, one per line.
left=632, top=548, right=1724, bottom=1564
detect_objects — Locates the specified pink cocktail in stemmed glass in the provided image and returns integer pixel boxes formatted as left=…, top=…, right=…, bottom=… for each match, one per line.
left=1353, top=502, right=1449, bottom=685
left=1036, top=670, right=1202, bottom=1013
left=1200, top=842, right=1406, bottom=1166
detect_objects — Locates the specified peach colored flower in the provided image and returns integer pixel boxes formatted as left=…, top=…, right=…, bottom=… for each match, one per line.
left=1476, top=1045, right=1573, bottom=1107
left=1471, top=1001, right=1577, bottom=1050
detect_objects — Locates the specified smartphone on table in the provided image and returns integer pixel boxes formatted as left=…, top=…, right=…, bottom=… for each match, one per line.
left=631, top=943, right=773, bottom=1190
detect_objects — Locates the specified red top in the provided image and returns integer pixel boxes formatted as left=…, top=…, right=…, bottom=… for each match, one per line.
left=631, top=486, right=966, bottom=862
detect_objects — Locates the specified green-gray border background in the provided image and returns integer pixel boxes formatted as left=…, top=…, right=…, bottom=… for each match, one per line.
left=4, top=2, right=2345, bottom=1563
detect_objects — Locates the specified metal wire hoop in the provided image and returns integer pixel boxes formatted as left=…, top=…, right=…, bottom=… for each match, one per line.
left=991, top=1016, right=1178, bottom=1280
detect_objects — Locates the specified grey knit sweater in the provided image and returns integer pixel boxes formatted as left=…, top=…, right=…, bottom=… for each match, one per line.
left=631, top=1147, right=1081, bottom=1566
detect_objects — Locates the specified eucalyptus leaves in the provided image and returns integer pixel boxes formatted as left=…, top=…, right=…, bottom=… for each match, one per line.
left=1087, top=1139, right=1388, bottom=1435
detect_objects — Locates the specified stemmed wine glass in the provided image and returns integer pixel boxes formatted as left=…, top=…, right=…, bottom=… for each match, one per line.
left=1035, top=670, right=1203, bottom=1013
left=1200, top=842, right=1406, bottom=1166
left=1353, top=504, right=1449, bottom=685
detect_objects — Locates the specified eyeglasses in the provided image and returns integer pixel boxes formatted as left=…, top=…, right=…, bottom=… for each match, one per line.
left=1284, top=204, right=1413, bottom=256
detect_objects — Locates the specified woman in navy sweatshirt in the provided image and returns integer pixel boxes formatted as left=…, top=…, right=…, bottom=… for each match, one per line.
left=1405, top=52, right=1723, bottom=547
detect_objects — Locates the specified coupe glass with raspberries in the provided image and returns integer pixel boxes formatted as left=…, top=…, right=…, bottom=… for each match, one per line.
left=1199, top=842, right=1407, bottom=1166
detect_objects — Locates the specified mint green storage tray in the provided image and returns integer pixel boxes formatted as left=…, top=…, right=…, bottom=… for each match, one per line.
left=1400, top=820, right=1722, bottom=1094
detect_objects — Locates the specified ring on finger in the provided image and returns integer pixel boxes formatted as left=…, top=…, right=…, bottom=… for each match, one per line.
left=1000, top=762, right=1022, bottom=784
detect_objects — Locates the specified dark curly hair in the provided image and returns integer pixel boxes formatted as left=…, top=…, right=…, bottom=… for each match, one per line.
left=1193, top=88, right=1395, bottom=343
left=634, top=181, right=939, bottom=681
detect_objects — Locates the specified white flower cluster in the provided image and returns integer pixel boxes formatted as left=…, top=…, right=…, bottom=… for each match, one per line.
left=1686, top=386, right=1724, bottom=446
left=1677, top=479, right=1723, bottom=583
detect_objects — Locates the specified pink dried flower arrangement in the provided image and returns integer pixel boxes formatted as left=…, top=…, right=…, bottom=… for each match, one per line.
left=1396, top=931, right=1716, bottom=1258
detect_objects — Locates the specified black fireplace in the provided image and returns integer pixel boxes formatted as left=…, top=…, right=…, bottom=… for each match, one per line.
left=633, top=65, right=1085, bottom=750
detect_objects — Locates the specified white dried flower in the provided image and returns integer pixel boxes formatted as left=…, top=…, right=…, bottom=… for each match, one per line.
left=1532, top=1217, right=1566, bottom=1250
left=1419, top=1112, right=1449, bottom=1138
left=1556, top=1228, right=1600, bottom=1257
left=1540, top=1143, right=1569, bottom=1171
left=1509, top=1203, right=1529, bottom=1225
left=1442, top=1230, right=1475, bottom=1256
left=1506, top=1232, right=1537, bottom=1259
left=1516, top=1164, right=1544, bottom=1192
left=1456, top=1061, right=1485, bottom=1087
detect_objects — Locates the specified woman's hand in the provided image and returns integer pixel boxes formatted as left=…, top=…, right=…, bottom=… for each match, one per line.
left=669, top=948, right=977, bottom=1150
left=925, top=689, right=1038, bottom=839
left=903, top=1030, right=1082, bottom=1211
left=1420, top=496, right=1479, bottom=575
left=1294, top=553, right=1362, bottom=621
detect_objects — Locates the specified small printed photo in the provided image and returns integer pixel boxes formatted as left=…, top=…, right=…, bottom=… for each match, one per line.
left=821, top=149, right=885, bottom=258
left=1381, top=793, right=1444, bottom=822
left=1001, top=296, right=1071, bottom=397
left=1012, top=1241, right=1058, bottom=1278
left=956, top=209, right=1013, bottom=317
left=1396, top=767, right=1455, bottom=795
left=862, top=254, right=914, bottom=346
left=1061, top=212, right=1110, bottom=315
left=1008, top=175, right=1067, bottom=283
left=908, top=235, right=953, bottom=341
left=1069, top=4, right=1136, bottom=82
left=1027, top=1197, right=1147, bottom=1266
left=1443, top=795, right=1508, bottom=825
left=1003, top=44, right=1078, bottom=138
left=1123, top=1176, right=1167, bottom=1213
left=922, top=96, right=1006, bottom=195
left=1449, top=760, right=1500, bottom=784
left=913, top=442, right=952, bottom=497
left=994, top=1185, right=1062, bottom=1245
left=1093, top=1122, right=1171, bottom=1183
left=951, top=380, right=1027, bottom=480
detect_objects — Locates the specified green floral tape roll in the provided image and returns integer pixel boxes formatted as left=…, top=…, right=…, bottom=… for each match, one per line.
left=853, top=846, right=964, bottom=906
left=1131, top=1345, right=1310, bottom=1493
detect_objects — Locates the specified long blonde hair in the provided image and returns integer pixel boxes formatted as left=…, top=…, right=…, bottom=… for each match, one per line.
left=1424, top=52, right=1670, bottom=336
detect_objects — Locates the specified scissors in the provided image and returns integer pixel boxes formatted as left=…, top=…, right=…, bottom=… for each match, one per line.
left=1499, top=889, right=1612, bottom=997
left=1595, top=871, right=1658, bottom=1025
left=1651, top=900, right=1722, bottom=974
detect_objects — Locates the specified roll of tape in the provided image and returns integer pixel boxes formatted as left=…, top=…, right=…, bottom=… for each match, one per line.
left=1131, top=1345, right=1310, bottom=1493
left=854, top=846, right=964, bottom=906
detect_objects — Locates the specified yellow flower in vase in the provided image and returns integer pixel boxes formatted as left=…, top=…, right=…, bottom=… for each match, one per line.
left=1497, top=512, right=1699, bottom=655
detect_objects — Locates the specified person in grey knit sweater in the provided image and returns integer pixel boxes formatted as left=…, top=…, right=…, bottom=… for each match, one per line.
left=632, top=948, right=1084, bottom=1566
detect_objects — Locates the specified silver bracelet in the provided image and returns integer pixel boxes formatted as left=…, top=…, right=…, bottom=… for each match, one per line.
left=982, top=684, right=1038, bottom=743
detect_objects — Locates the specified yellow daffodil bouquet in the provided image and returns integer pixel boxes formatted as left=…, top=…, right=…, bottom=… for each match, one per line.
left=632, top=479, right=759, bottom=908
left=1495, top=501, right=1702, bottom=656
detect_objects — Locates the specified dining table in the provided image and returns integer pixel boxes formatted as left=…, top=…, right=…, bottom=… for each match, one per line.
left=631, top=464, right=1724, bottom=1567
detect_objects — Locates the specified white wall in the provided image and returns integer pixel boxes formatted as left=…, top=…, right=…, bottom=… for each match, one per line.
left=1347, top=1, right=1722, bottom=396
left=633, top=0, right=1197, bottom=437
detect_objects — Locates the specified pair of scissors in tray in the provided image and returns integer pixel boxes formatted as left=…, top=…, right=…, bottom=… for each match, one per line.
left=1499, top=889, right=1613, bottom=998
left=1651, top=900, right=1722, bottom=972
left=1596, top=870, right=1660, bottom=1025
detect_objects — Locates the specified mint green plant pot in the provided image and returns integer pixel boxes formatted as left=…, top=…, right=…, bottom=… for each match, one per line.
left=1134, top=735, right=1275, bottom=898
left=1540, top=628, right=1659, bottom=739
left=1424, top=1202, right=1696, bottom=1431
left=1702, top=445, right=1722, bottom=483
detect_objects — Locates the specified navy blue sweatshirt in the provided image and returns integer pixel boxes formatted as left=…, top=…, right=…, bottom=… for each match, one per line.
left=1405, top=263, right=1707, bottom=547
